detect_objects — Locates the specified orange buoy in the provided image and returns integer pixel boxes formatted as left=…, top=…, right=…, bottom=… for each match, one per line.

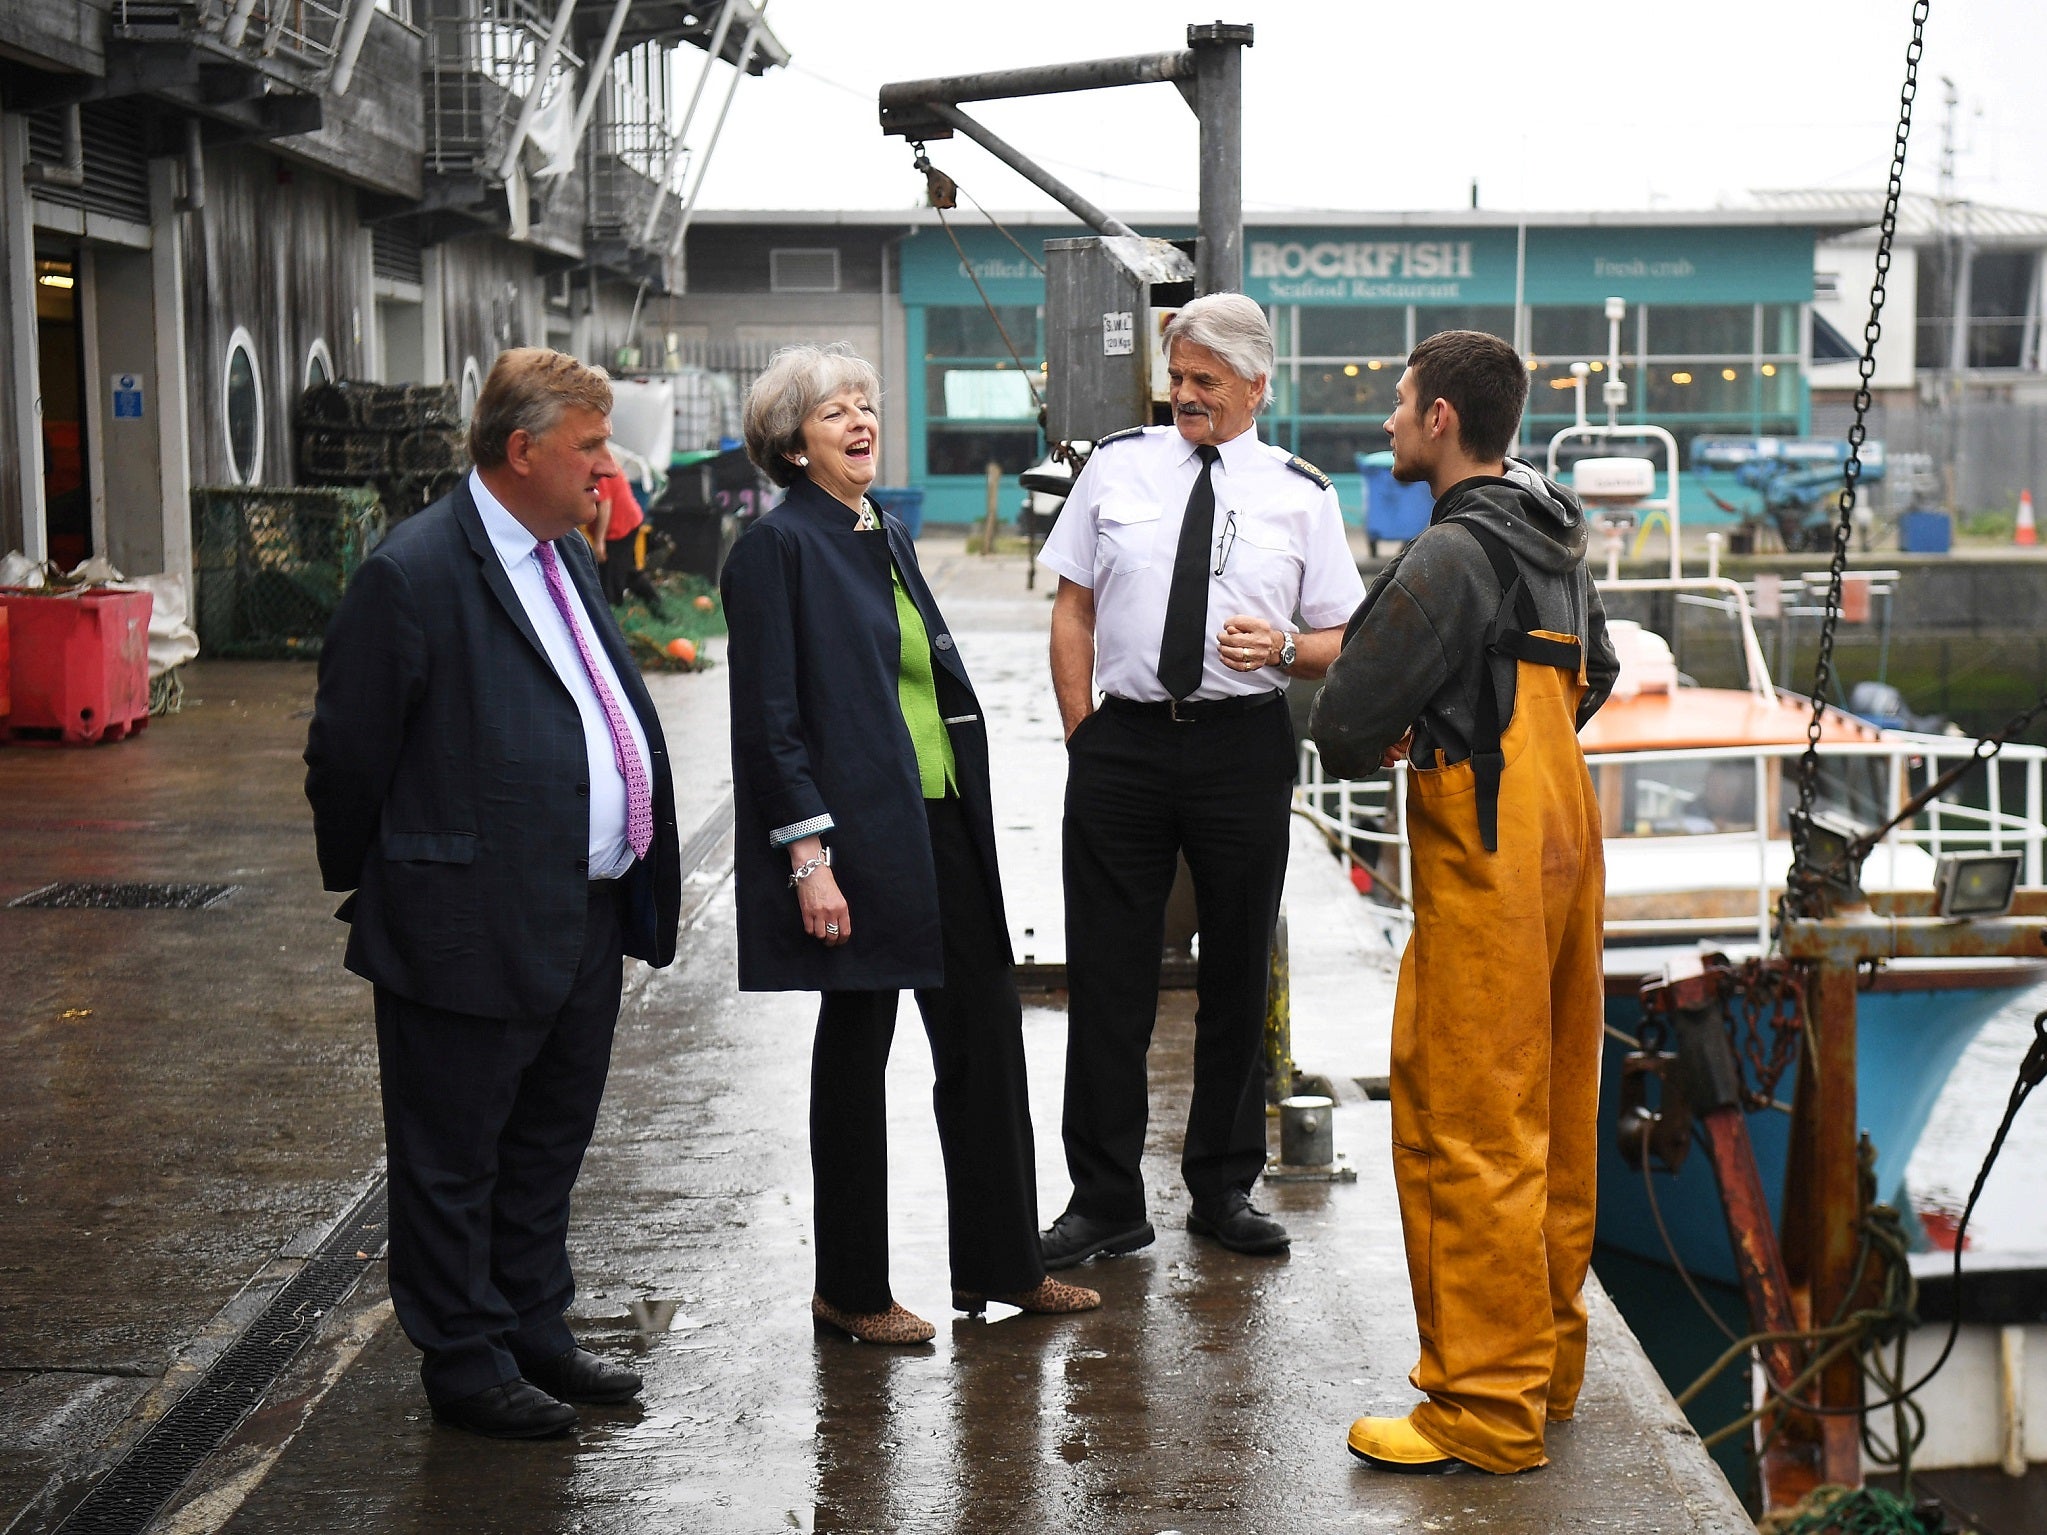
left=665, top=636, right=698, bottom=665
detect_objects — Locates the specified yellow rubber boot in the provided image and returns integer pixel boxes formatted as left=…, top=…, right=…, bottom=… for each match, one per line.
left=1346, top=1414, right=1468, bottom=1474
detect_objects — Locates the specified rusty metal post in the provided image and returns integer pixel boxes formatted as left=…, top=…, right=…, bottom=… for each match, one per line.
left=1804, top=962, right=1864, bottom=1487
left=1264, top=910, right=1292, bottom=1106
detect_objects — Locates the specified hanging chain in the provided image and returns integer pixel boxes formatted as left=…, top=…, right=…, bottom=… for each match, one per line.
left=1787, top=1, right=1930, bottom=919
left=912, top=142, right=1045, bottom=413
left=1724, top=958, right=1810, bottom=1109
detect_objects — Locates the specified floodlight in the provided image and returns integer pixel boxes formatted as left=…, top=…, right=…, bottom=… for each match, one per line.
left=1932, top=852, right=2022, bottom=919
left=1792, top=809, right=1870, bottom=905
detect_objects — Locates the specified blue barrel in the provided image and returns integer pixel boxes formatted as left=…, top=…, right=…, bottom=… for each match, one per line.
left=1355, top=451, right=1433, bottom=548
left=1898, top=510, right=1951, bottom=554
left=868, top=487, right=924, bottom=538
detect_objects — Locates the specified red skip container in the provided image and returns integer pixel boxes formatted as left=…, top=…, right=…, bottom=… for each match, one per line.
left=0, top=590, right=153, bottom=744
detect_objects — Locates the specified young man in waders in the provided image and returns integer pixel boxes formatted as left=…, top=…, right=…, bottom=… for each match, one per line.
left=1311, top=329, right=1619, bottom=1475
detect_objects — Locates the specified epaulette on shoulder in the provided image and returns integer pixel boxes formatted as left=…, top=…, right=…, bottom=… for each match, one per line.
left=1094, top=425, right=1147, bottom=447
left=1285, top=453, right=1333, bottom=490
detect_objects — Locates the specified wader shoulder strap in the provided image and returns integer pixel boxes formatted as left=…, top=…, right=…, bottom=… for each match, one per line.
left=1447, top=518, right=1582, bottom=852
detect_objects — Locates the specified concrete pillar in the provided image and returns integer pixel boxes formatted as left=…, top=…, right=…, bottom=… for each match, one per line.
left=150, top=157, right=193, bottom=596
left=420, top=245, right=446, bottom=385
left=1, top=109, right=46, bottom=562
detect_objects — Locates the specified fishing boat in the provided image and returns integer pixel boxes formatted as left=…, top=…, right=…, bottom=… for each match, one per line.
left=1293, top=308, right=2047, bottom=1290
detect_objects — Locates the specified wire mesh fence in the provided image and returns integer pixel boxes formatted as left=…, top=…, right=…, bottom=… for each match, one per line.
left=192, top=486, right=385, bottom=658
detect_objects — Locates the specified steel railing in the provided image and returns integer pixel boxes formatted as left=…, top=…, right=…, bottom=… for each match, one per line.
left=421, top=0, right=582, bottom=181
left=114, top=0, right=347, bottom=68
left=1295, top=733, right=2047, bottom=950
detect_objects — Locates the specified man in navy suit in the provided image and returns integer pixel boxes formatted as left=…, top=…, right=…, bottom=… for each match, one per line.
left=306, top=349, right=681, bottom=1439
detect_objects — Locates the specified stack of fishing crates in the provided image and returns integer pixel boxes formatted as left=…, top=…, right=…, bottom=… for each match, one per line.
left=297, top=381, right=466, bottom=522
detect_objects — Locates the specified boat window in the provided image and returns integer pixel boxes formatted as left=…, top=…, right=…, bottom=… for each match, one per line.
left=222, top=326, right=263, bottom=485
left=1615, top=759, right=1762, bottom=837
left=1799, top=756, right=1890, bottom=831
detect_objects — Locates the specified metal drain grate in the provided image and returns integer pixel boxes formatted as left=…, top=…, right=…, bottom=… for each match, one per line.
left=52, top=1184, right=388, bottom=1535
left=10, top=882, right=239, bottom=911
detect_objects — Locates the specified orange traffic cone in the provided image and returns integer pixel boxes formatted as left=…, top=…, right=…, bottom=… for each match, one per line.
left=2019, top=490, right=2039, bottom=547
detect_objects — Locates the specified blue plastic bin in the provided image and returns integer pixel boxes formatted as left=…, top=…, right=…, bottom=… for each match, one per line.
left=1356, top=451, right=1433, bottom=550
left=1898, top=510, right=1951, bottom=554
left=868, top=487, right=924, bottom=538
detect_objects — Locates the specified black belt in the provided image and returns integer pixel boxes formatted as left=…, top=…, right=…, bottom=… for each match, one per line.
left=1101, top=691, right=1284, bottom=724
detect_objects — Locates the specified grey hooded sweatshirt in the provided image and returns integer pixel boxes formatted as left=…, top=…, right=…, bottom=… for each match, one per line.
left=1309, top=460, right=1619, bottom=780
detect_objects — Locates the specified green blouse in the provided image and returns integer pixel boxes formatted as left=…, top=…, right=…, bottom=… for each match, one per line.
left=891, top=564, right=957, bottom=799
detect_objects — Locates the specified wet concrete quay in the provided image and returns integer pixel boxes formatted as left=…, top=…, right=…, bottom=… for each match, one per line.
left=0, top=545, right=1748, bottom=1533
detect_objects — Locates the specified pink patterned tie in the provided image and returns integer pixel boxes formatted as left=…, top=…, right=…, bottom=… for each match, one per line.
left=534, top=540, right=653, bottom=861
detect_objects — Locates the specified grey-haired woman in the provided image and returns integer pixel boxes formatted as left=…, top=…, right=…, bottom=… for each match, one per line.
left=719, top=344, right=1098, bottom=1343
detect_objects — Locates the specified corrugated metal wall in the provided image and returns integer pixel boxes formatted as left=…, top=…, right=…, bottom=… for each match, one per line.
left=178, top=146, right=364, bottom=487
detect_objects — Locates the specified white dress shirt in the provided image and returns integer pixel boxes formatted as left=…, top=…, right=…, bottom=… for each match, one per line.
left=471, top=470, right=652, bottom=879
left=1037, top=425, right=1366, bottom=702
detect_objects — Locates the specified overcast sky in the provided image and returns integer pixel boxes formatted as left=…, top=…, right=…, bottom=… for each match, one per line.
left=682, top=0, right=2047, bottom=221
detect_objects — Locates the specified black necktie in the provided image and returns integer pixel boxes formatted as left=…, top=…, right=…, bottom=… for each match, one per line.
left=1157, top=444, right=1221, bottom=700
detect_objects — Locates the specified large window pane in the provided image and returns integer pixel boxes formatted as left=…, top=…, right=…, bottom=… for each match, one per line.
left=1645, top=305, right=1754, bottom=356
left=1527, top=362, right=1600, bottom=413
left=926, top=364, right=1036, bottom=420
left=1529, top=306, right=1612, bottom=359
left=1970, top=320, right=2027, bottom=370
left=1762, top=303, right=1802, bottom=356
left=1297, top=422, right=1388, bottom=476
left=1297, top=362, right=1399, bottom=416
left=924, top=304, right=1040, bottom=358
left=1759, top=360, right=1800, bottom=415
left=1645, top=362, right=1754, bottom=416
left=927, top=426, right=1039, bottom=476
left=1415, top=305, right=1514, bottom=343
left=1298, top=306, right=1406, bottom=358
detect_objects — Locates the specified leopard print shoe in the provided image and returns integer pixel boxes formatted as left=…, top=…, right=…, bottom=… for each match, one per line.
left=811, top=1294, right=937, bottom=1345
left=952, top=1276, right=1102, bottom=1317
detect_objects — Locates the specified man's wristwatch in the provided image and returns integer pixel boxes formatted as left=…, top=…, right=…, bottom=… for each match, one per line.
left=1277, top=632, right=1297, bottom=671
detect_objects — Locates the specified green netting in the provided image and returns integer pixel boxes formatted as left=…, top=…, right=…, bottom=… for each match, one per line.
left=1761, top=1485, right=1937, bottom=1535
left=192, top=486, right=386, bottom=658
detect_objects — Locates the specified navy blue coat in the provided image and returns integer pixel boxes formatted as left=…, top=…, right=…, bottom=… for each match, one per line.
left=305, top=480, right=682, bottom=1019
left=720, top=476, right=1010, bottom=992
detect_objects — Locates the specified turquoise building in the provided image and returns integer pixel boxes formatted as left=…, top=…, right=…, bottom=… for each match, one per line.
left=675, top=210, right=1838, bottom=525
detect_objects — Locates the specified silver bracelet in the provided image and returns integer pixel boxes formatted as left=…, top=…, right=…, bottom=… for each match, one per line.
left=788, top=847, right=833, bottom=886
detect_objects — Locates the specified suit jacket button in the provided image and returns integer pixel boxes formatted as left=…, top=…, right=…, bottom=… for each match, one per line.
left=577, top=783, right=589, bottom=797
left=934, top=633, right=953, bottom=650
left=576, top=857, right=588, bottom=873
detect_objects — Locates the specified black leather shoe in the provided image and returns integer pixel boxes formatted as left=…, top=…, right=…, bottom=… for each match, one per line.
left=1038, top=1211, right=1156, bottom=1270
left=521, top=1347, right=643, bottom=1405
left=431, top=1379, right=578, bottom=1439
left=1187, top=1194, right=1290, bottom=1255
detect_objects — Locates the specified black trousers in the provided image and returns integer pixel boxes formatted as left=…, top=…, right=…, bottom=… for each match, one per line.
left=811, top=796, right=1043, bottom=1313
left=375, top=880, right=623, bottom=1405
left=1060, top=694, right=1295, bottom=1221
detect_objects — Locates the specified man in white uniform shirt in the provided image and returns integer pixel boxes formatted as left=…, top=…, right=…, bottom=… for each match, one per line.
left=1036, top=293, right=1365, bottom=1266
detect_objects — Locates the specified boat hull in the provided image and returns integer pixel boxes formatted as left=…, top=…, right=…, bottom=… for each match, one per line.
left=1594, top=972, right=2030, bottom=1287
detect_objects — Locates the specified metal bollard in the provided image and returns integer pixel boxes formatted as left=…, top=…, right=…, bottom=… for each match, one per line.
left=1264, top=909, right=1293, bottom=1107
left=1280, top=1095, right=1334, bottom=1167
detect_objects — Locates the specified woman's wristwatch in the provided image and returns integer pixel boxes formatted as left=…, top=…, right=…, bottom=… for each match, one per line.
left=1277, top=632, right=1297, bottom=671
